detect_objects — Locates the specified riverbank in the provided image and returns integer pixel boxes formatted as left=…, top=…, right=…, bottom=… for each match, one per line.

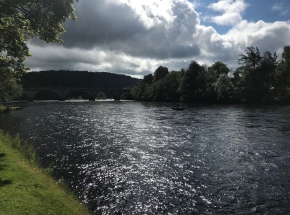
left=0, top=105, right=22, bottom=114
left=0, top=105, right=6, bottom=113
left=0, top=131, right=91, bottom=215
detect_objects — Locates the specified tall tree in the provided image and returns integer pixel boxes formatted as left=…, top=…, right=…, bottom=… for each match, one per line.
left=275, top=46, right=290, bottom=103
left=153, top=66, right=169, bottom=81
left=0, top=0, right=78, bottom=102
left=0, top=67, right=22, bottom=103
left=143, top=74, right=153, bottom=84
left=238, top=48, right=278, bottom=102
left=275, top=46, right=290, bottom=86
left=179, top=60, right=205, bottom=101
left=238, top=47, right=263, bottom=102
left=205, top=61, right=230, bottom=102
left=208, top=61, right=230, bottom=78
left=238, top=46, right=262, bottom=71
left=163, top=71, right=181, bottom=101
left=213, top=74, right=234, bottom=102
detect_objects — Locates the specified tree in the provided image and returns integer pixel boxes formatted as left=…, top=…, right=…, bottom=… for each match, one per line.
left=0, top=0, right=78, bottom=102
left=148, top=80, right=166, bottom=101
left=131, top=81, right=150, bottom=100
left=179, top=60, right=206, bottom=101
left=153, top=66, right=169, bottom=81
left=120, top=92, right=133, bottom=100
left=213, top=74, right=234, bottom=102
left=208, top=61, right=230, bottom=78
left=96, top=92, right=106, bottom=100
left=0, top=67, right=22, bottom=103
left=238, top=46, right=262, bottom=71
left=143, top=74, right=153, bottom=84
left=238, top=47, right=277, bottom=102
left=163, top=71, right=181, bottom=101
left=275, top=46, right=290, bottom=86
left=203, top=61, right=230, bottom=102
left=261, top=51, right=278, bottom=84
left=230, top=67, right=244, bottom=101
left=274, top=46, right=290, bottom=103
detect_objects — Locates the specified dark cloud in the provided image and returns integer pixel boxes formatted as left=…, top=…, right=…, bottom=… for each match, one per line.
left=55, top=0, right=201, bottom=60
left=60, top=0, right=147, bottom=49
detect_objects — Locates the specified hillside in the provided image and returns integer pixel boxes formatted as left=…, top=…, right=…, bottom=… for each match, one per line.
left=21, top=70, right=141, bottom=89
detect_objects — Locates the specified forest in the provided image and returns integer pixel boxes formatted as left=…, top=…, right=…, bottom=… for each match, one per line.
left=21, top=70, right=140, bottom=89
left=131, top=46, right=290, bottom=104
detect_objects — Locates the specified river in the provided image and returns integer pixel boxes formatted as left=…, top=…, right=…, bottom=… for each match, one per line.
left=0, top=101, right=290, bottom=214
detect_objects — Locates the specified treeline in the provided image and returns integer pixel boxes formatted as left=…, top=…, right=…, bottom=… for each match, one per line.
left=21, top=70, right=140, bottom=89
left=131, top=46, right=290, bottom=104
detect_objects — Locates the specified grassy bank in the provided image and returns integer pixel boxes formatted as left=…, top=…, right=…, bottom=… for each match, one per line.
left=0, top=105, right=6, bottom=113
left=0, top=131, right=91, bottom=215
left=0, top=105, right=21, bottom=114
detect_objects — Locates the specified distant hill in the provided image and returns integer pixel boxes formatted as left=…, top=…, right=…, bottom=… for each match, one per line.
left=21, top=70, right=141, bottom=88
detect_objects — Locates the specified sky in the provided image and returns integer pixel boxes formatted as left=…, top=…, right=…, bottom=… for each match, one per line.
left=25, top=0, right=290, bottom=78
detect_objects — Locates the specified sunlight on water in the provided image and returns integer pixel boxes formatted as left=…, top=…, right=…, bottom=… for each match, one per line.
left=0, top=102, right=290, bottom=214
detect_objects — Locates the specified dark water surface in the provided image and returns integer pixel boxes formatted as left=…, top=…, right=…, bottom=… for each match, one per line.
left=1, top=101, right=290, bottom=214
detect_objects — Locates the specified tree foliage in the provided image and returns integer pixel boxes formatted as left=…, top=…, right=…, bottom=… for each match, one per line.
left=0, top=67, right=22, bottom=103
left=238, top=46, right=262, bottom=71
left=213, top=74, right=234, bottom=102
left=208, top=61, right=229, bottom=78
left=153, top=66, right=169, bottom=81
left=0, top=0, right=78, bottom=102
left=96, top=92, right=106, bottom=100
left=131, top=45, right=290, bottom=104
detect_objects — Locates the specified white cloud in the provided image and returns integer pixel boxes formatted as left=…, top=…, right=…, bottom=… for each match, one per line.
left=114, top=0, right=176, bottom=29
left=272, top=3, right=283, bottom=11
left=271, top=3, right=289, bottom=16
left=208, top=0, right=248, bottom=25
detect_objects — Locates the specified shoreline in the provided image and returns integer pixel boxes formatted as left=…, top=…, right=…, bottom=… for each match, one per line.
left=0, top=131, right=91, bottom=215
left=0, top=105, right=22, bottom=114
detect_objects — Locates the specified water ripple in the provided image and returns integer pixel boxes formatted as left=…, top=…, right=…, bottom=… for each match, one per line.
left=0, top=102, right=290, bottom=214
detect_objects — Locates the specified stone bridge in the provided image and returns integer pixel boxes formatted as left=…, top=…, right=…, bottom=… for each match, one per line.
left=23, top=87, right=130, bottom=102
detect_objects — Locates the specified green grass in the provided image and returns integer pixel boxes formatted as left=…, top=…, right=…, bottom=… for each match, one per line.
left=0, top=105, right=6, bottom=113
left=0, top=131, right=91, bottom=215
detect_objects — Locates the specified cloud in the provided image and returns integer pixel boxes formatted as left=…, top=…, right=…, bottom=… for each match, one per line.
left=227, top=20, right=290, bottom=48
left=25, top=40, right=180, bottom=78
left=271, top=3, right=283, bottom=11
left=208, top=0, right=248, bottom=26
left=25, top=0, right=290, bottom=77
left=26, top=0, right=203, bottom=75
left=58, top=0, right=201, bottom=59
left=271, top=3, right=289, bottom=16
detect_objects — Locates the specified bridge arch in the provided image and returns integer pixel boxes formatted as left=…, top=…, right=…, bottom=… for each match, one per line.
left=34, top=91, right=60, bottom=101
left=101, top=90, right=122, bottom=100
left=23, top=88, right=129, bottom=102
left=65, top=90, right=92, bottom=100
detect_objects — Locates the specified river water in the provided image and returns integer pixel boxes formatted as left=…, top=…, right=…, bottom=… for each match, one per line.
left=0, top=101, right=290, bottom=214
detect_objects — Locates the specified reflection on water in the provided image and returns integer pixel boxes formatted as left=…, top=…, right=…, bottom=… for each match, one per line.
left=1, top=101, right=290, bottom=214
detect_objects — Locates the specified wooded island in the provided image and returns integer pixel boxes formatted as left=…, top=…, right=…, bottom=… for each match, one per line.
left=131, top=46, right=290, bottom=104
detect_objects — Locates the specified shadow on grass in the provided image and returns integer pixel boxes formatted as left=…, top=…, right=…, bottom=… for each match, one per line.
left=0, top=153, right=5, bottom=170
left=0, top=179, right=12, bottom=186
left=0, top=153, right=13, bottom=187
